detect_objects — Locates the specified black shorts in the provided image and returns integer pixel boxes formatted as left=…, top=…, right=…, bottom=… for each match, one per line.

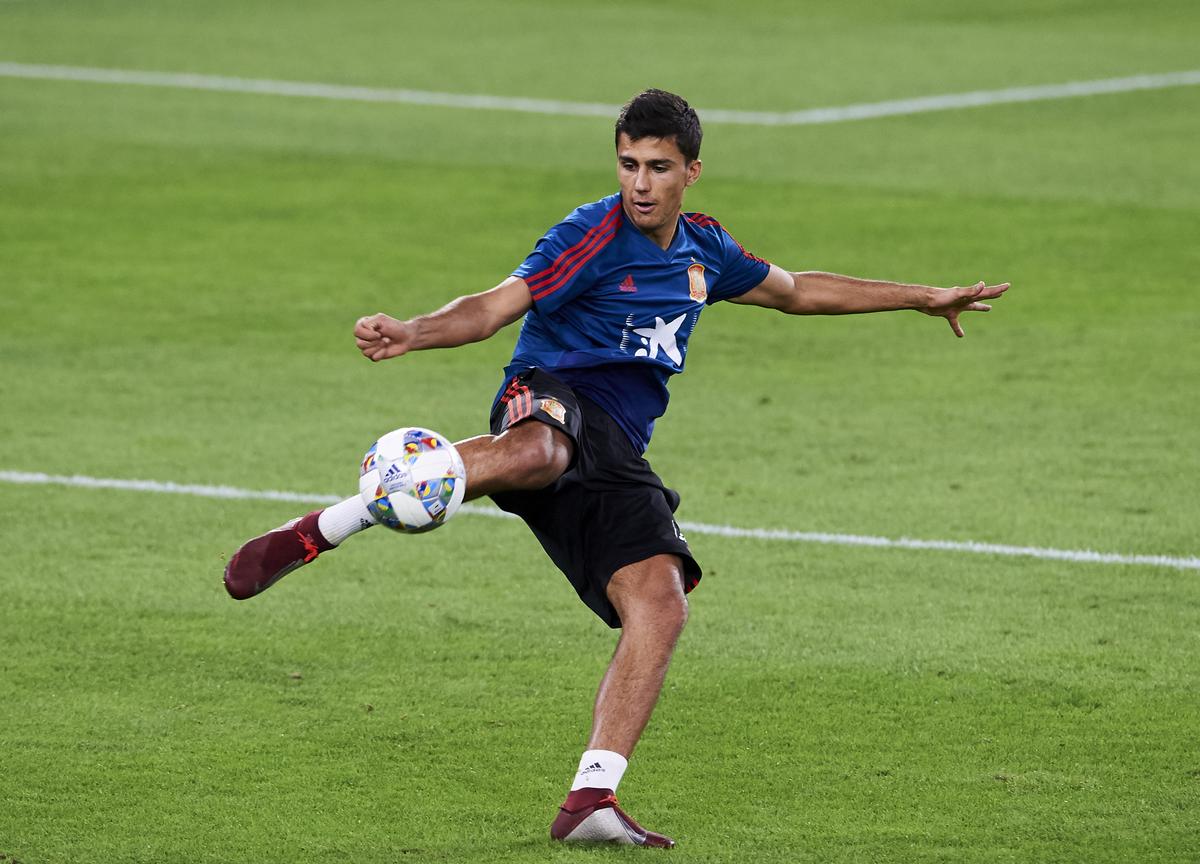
left=488, top=368, right=701, bottom=629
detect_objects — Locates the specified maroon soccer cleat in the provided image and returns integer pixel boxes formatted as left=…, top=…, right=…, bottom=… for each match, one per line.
left=550, top=788, right=675, bottom=848
left=223, top=510, right=334, bottom=600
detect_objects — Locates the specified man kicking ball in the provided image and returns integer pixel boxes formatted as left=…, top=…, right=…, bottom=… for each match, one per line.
left=224, top=88, right=1008, bottom=848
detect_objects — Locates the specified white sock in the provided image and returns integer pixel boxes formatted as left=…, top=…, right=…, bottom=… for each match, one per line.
left=570, top=749, right=628, bottom=792
left=317, top=496, right=377, bottom=546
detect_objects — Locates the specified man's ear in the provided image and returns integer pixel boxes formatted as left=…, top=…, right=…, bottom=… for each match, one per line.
left=685, top=159, right=703, bottom=187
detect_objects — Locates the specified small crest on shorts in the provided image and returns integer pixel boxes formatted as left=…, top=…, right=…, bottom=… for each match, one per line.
left=687, top=263, right=707, bottom=303
left=539, top=398, right=567, bottom=424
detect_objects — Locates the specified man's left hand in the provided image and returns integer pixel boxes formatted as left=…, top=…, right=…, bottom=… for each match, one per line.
left=923, top=281, right=1010, bottom=337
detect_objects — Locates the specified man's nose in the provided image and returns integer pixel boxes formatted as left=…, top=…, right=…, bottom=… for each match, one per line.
left=635, top=167, right=651, bottom=191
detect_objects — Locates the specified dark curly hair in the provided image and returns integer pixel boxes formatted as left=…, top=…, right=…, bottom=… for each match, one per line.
left=614, top=89, right=702, bottom=163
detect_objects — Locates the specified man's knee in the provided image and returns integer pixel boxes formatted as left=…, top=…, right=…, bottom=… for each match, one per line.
left=608, top=555, right=689, bottom=633
left=503, top=421, right=572, bottom=489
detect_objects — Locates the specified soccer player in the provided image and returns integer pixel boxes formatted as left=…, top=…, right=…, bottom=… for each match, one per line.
left=224, top=88, right=1008, bottom=848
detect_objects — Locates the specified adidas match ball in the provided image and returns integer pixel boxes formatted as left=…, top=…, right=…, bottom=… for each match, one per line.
left=358, top=427, right=466, bottom=533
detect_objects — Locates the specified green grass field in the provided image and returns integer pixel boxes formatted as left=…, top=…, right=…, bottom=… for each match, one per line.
left=2, top=1, right=1198, bottom=862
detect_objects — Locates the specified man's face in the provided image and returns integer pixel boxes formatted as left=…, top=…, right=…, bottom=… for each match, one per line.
left=616, top=132, right=702, bottom=245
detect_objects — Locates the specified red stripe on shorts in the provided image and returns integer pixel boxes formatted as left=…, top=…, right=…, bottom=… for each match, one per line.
left=507, top=384, right=533, bottom=426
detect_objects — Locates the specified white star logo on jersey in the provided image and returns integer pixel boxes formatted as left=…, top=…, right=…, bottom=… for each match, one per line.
left=633, top=314, right=686, bottom=365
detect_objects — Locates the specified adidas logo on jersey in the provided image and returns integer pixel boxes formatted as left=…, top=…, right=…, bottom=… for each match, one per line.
left=618, top=274, right=638, bottom=293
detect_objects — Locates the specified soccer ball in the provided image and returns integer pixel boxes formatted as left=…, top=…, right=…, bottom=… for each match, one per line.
left=358, top=427, right=466, bottom=533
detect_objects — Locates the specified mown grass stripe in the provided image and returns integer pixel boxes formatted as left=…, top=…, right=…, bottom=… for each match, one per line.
left=3, top=469, right=1197, bottom=571
left=2, top=62, right=1199, bottom=125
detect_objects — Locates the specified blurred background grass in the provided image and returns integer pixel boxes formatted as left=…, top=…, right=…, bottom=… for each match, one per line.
left=1, top=1, right=1198, bottom=861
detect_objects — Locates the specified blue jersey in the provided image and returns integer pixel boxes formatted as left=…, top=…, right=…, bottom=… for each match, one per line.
left=502, top=192, right=772, bottom=452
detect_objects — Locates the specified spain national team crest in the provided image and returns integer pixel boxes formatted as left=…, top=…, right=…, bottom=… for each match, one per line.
left=539, top=398, right=567, bottom=424
left=687, top=263, right=707, bottom=303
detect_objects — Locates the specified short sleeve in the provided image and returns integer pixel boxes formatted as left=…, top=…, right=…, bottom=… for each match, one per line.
left=707, top=226, right=771, bottom=304
left=513, top=203, right=621, bottom=314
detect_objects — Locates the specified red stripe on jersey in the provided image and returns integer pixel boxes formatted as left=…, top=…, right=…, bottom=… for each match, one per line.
left=531, top=220, right=618, bottom=301
left=527, top=208, right=621, bottom=299
left=728, top=231, right=768, bottom=265
left=527, top=205, right=622, bottom=301
left=688, top=212, right=768, bottom=265
left=526, top=204, right=621, bottom=291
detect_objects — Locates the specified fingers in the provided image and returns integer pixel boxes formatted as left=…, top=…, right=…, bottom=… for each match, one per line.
left=960, top=281, right=1006, bottom=312
left=355, top=313, right=395, bottom=360
left=959, top=281, right=1008, bottom=300
left=953, top=281, right=1009, bottom=300
left=367, top=341, right=395, bottom=362
left=937, top=280, right=1007, bottom=337
left=353, top=314, right=382, bottom=339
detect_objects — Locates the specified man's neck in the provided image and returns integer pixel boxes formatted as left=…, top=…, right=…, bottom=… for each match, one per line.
left=641, top=211, right=681, bottom=250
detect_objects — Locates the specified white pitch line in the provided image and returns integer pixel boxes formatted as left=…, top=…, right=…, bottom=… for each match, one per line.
left=3, top=470, right=1197, bottom=572
left=2, top=62, right=1199, bottom=126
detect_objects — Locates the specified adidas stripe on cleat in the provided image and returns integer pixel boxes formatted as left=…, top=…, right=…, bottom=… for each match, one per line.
left=223, top=510, right=333, bottom=600
left=550, top=788, right=675, bottom=848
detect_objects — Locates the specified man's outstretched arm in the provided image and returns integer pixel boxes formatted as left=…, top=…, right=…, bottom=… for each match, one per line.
left=730, top=264, right=1009, bottom=338
left=354, top=276, right=533, bottom=361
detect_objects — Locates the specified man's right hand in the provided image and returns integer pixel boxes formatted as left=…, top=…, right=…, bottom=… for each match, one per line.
left=354, top=313, right=415, bottom=361
left=352, top=278, right=534, bottom=362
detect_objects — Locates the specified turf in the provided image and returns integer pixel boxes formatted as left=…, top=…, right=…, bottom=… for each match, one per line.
left=1, top=1, right=1198, bottom=862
